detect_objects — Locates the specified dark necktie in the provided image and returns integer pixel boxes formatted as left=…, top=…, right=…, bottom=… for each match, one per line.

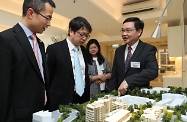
left=125, top=46, right=132, bottom=71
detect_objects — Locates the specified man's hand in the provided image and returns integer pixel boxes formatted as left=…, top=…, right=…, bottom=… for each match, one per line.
left=118, top=81, right=128, bottom=97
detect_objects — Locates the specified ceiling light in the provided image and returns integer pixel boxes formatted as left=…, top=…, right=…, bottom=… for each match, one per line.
left=112, top=44, right=119, bottom=48
left=152, top=23, right=161, bottom=38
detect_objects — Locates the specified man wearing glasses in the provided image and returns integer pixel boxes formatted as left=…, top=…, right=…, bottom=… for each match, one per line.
left=107, top=17, right=158, bottom=96
left=46, top=16, right=92, bottom=111
left=0, top=0, right=55, bottom=121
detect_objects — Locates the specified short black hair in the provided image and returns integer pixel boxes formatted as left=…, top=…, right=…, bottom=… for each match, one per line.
left=86, top=39, right=104, bottom=65
left=68, top=16, right=92, bottom=36
left=123, top=17, right=144, bottom=31
left=22, top=0, right=56, bottom=16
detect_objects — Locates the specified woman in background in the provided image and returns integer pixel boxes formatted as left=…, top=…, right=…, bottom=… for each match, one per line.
left=86, top=39, right=111, bottom=96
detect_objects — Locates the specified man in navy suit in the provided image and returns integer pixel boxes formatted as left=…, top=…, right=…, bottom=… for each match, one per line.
left=46, top=16, right=92, bottom=111
left=107, top=17, right=158, bottom=96
left=0, top=0, right=55, bottom=121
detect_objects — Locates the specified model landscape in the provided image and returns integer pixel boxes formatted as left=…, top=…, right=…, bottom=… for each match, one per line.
left=33, top=86, right=187, bottom=122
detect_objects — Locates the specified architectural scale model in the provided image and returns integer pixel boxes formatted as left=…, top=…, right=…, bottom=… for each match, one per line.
left=85, top=87, right=187, bottom=122
left=33, top=87, right=187, bottom=122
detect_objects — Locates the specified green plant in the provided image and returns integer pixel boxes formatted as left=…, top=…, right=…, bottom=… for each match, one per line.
left=162, top=110, right=173, bottom=122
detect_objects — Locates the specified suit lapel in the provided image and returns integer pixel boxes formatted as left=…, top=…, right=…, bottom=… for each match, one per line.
left=38, top=38, right=48, bottom=82
left=13, top=24, right=43, bottom=80
left=125, top=40, right=144, bottom=72
left=60, top=40, right=74, bottom=76
left=80, top=46, right=87, bottom=65
left=118, top=45, right=126, bottom=75
left=130, top=40, right=144, bottom=61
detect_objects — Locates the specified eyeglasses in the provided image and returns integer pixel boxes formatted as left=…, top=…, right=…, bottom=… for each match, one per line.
left=33, top=9, right=52, bottom=21
left=120, top=28, right=136, bottom=34
left=77, top=31, right=90, bottom=39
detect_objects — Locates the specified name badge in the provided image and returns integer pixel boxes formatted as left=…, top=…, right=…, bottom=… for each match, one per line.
left=131, top=62, right=140, bottom=68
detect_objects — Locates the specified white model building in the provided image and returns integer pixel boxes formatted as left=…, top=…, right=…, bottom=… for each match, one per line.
left=162, top=93, right=185, bottom=100
left=33, top=111, right=53, bottom=122
left=141, top=87, right=170, bottom=94
left=155, top=99, right=172, bottom=106
left=116, top=95, right=155, bottom=106
left=170, top=98, right=185, bottom=107
left=155, top=93, right=186, bottom=107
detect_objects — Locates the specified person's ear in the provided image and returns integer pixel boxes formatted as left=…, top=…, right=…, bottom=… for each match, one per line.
left=27, top=8, right=35, bottom=19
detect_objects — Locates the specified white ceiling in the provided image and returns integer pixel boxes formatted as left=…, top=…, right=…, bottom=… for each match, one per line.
left=0, top=0, right=185, bottom=46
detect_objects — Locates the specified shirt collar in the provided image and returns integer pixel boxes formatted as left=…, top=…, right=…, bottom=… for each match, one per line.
left=18, top=22, right=33, bottom=37
left=127, top=40, right=139, bottom=51
left=66, top=37, right=80, bottom=51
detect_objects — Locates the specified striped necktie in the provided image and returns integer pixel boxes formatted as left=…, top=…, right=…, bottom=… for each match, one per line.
left=125, top=46, right=132, bottom=71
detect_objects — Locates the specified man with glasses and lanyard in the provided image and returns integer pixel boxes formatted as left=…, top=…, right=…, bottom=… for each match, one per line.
left=46, top=16, right=92, bottom=111
left=0, top=0, right=55, bottom=121
left=107, top=17, right=158, bottom=96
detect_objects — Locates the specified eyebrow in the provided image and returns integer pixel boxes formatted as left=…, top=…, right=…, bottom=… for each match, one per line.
left=47, top=15, right=52, bottom=19
left=121, top=28, right=133, bottom=29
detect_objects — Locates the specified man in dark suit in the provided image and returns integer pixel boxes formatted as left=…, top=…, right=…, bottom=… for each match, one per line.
left=46, top=16, right=92, bottom=111
left=107, top=17, right=158, bottom=96
left=0, top=0, right=56, bottom=121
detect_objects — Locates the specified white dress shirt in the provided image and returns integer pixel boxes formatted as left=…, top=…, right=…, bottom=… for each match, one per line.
left=66, top=38, right=85, bottom=88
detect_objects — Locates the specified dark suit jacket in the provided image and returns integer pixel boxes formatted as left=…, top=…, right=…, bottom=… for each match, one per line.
left=0, top=24, right=48, bottom=122
left=107, top=40, right=158, bottom=91
left=46, top=39, right=90, bottom=111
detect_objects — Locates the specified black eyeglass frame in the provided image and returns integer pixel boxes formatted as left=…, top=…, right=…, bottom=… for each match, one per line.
left=32, top=9, right=52, bottom=21
left=76, top=31, right=90, bottom=39
left=120, top=28, right=136, bottom=34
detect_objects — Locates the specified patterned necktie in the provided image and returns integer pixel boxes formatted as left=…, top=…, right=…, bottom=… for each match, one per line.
left=30, top=34, right=40, bottom=70
left=30, top=34, right=47, bottom=105
left=125, top=46, right=132, bottom=71
left=74, top=47, right=84, bottom=96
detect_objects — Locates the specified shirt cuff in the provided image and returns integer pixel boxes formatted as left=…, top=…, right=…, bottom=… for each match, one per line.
left=124, top=80, right=128, bottom=87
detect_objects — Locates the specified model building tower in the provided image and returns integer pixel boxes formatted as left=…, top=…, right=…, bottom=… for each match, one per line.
left=96, top=99, right=112, bottom=113
left=141, top=106, right=165, bottom=122
left=86, top=102, right=105, bottom=122
left=104, top=109, right=130, bottom=122
left=112, top=101, right=128, bottom=111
